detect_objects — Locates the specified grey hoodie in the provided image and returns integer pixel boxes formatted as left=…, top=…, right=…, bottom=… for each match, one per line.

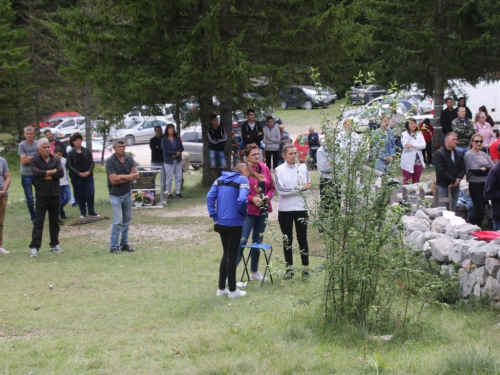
left=263, top=125, right=281, bottom=151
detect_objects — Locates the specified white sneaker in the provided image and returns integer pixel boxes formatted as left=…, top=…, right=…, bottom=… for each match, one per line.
left=0, top=247, right=9, bottom=254
left=79, top=215, right=86, bottom=219
left=30, top=248, right=38, bottom=258
left=50, top=245, right=64, bottom=253
left=228, top=288, right=247, bottom=298
left=216, top=289, right=229, bottom=297
left=250, top=272, right=267, bottom=281
left=236, top=281, right=247, bottom=288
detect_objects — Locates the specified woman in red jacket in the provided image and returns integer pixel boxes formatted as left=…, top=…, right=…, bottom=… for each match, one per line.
left=236, top=143, right=275, bottom=281
left=417, top=118, right=434, bottom=167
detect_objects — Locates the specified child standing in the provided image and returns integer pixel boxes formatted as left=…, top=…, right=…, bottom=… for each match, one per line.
left=417, top=118, right=434, bottom=167
left=54, top=146, right=73, bottom=222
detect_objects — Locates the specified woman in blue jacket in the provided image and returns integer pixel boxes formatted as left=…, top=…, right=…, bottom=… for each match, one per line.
left=207, top=163, right=250, bottom=299
left=161, top=124, right=184, bottom=199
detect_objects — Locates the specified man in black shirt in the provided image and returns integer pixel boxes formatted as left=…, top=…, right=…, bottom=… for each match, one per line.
left=208, top=114, right=228, bottom=180
left=29, top=138, right=64, bottom=258
left=241, top=108, right=264, bottom=148
left=106, top=140, right=139, bottom=254
left=150, top=125, right=165, bottom=178
left=440, top=98, right=458, bottom=146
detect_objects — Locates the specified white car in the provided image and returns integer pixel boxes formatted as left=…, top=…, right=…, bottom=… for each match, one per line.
left=109, top=119, right=174, bottom=146
left=44, top=117, right=85, bottom=139
left=123, top=104, right=175, bottom=126
left=346, top=103, right=409, bottom=132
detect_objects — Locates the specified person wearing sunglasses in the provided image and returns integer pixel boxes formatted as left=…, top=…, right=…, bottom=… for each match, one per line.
left=464, top=134, right=494, bottom=227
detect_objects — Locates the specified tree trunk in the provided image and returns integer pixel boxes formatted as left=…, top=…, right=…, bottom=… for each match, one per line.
left=200, top=94, right=214, bottom=187
left=83, top=82, right=92, bottom=153
left=432, top=0, right=445, bottom=151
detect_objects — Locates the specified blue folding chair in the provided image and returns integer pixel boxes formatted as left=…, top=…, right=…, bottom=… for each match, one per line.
left=240, top=243, right=274, bottom=287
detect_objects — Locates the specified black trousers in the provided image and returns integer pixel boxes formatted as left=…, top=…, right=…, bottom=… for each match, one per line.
left=278, top=210, right=309, bottom=267
left=423, top=141, right=433, bottom=165
left=215, top=224, right=242, bottom=292
left=265, top=150, right=279, bottom=171
left=468, top=182, right=486, bottom=227
left=30, top=195, right=60, bottom=249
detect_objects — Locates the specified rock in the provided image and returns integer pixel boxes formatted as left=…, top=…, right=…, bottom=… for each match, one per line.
left=445, top=223, right=482, bottom=240
left=423, top=207, right=446, bottom=219
left=462, top=259, right=472, bottom=273
left=404, top=231, right=427, bottom=251
left=485, top=258, right=500, bottom=278
left=449, top=240, right=474, bottom=264
left=368, top=335, right=393, bottom=341
left=402, top=216, right=431, bottom=235
left=484, top=277, right=500, bottom=302
left=473, top=283, right=482, bottom=298
left=470, top=242, right=498, bottom=266
left=458, top=269, right=476, bottom=298
left=429, top=238, right=453, bottom=263
left=181, top=152, right=190, bottom=171
left=414, top=209, right=432, bottom=224
left=432, top=216, right=450, bottom=233
left=471, top=266, right=488, bottom=286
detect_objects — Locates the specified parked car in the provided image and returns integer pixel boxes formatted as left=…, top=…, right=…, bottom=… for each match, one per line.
left=319, top=86, right=337, bottom=104
left=39, top=112, right=81, bottom=128
left=123, top=105, right=175, bottom=126
left=109, top=119, right=174, bottom=146
left=180, top=127, right=203, bottom=169
left=346, top=85, right=387, bottom=104
left=279, top=85, right=329, bottom=110
left=43, top=117, right=86, bottom=139
left=345, top=104, right=408, bottom=132
left=293, top=132, right=322, bottom=163
left=61, top=138, right=113, bottom=162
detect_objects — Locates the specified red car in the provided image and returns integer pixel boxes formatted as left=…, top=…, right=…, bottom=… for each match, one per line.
left=293, top=132, right=322, bottom=163
left=39, top=112, right=81, bottom=128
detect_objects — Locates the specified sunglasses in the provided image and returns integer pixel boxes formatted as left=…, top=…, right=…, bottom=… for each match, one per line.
left=473, top=140, right=484, bottom=143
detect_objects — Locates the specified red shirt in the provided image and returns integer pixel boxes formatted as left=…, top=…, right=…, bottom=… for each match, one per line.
left=417, top=121, right=434, bottom=143
left=490, top=138, right=500, bottom=161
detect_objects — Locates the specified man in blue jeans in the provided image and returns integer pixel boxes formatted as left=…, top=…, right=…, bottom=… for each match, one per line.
left=208, top=114, right=228, bottom=180
left=18, top=126, right=38, bottom=223
left=105, top=140, right=139, bottom=254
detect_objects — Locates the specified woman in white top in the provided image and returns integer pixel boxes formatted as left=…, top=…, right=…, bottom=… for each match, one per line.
left=274, top=144, right=311, bottom=278
left=400, top=118, right=426, bottom=185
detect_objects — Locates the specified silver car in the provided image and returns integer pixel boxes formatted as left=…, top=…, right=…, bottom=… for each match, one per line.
left=180, top=128, right=203, bottom=169
left=109, top=119, right=174, bottom=146
left=44, top=117, right=85, bottom=139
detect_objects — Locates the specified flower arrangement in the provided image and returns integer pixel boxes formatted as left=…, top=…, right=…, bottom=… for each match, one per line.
left=143, top=191, right=155, bottom=205
left=132, top=191, right=145, bottom=203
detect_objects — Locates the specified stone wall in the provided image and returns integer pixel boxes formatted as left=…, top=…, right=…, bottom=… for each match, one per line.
left=403, top=207, right=500, bottom=303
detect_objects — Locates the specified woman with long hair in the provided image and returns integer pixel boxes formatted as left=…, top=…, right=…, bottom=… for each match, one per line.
left=207, top=163, right=250, bottom=298
left=464, top=134, right=494, bottom=227
left=373, top=114, right=396, bottom=173
left=161, top=124, right=184, bottom=199
left=66, top=132, right=98, bottom=218
left=479, top=106, right=495, bottom=128
left=400, top=118, right=426, bottom=185
left=474, top=112, right=495, bottom=153
left=236, top=144, right=275, bottom=282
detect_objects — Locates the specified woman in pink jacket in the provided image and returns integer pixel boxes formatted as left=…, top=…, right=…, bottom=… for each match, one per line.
left=236, top=143, right=275, bottom=281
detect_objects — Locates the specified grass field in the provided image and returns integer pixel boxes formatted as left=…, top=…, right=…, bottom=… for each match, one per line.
left=1, top=149, right=500, bottom=374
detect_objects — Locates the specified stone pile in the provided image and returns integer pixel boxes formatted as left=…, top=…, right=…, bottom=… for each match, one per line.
left=402, top=207, right=500, bottom=302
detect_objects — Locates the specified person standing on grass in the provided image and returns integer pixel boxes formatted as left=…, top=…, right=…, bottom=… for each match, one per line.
left=464, top=134, right=493, bottom=228
left=374, top=114, right=396, bottom=173
left=401, top=118, right=426, bottom=185
left=307, top=127, right=320, bottom=170
left=452, top=107, right=475, bottom=154
left=473, top=112, right=495, bottom=153
left=241, top=108, right=264, bottom=148
left=275, top=144, right=311, bottom=279
left=263, top=116, right=280, bottom=171
left=484, top=143, right=500, bottom=231
left=440, top=98, right=458, bottom=146
left=18, top=125, right=38, bottom=223
left=0, top=155, right=11, bottom=254
left=29, top=138, right=64, bottom=258
left=236, top=144, right=275, bottom=282
left=207, top=114, right=228, bottom=181
left=161, top=124, right=184, bottom=200
left=490, top=131, right=500, bottom=164
left=231, top=132, right=242, bottom=168
left=278, top=124, right=292, bottom=166
left=106, top=140, right=140, bottom=254
left=150, top=125, right=165, bottom=175
left=433, top=132, right=466, bottom=212
left=43, top=128, right=67, bottom=158
left=207, top=163, right=250, bottom=299
left=54, top=146, right=72, bottom=223
left=66, top=132, right=99, bottom=219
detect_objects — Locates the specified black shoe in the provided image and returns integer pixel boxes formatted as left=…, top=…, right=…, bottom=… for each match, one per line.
left=71, top=202, right=78, bottom=207
left=167, top=194, right=174, bottom=200
left=120, top=244, right=135, bottom=252
left=176, top=193, right=184, bottom=199
left=284, top=269, right=294, bottom=279
left=60, top=214, right=67, bottom=220
left=58, top=219, right=64, bottom=225
left=110, top=248, right=122, bottom=254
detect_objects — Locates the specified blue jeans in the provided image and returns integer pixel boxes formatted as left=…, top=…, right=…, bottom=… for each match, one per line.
left=109, top=193, right=133, bottom=250
left=209, top=149, right=227, bottom=169
left=21, top=175, right=35, bottom=221
left=375, top=159, right=390, bottom=174
left=59, top=185, right=72, bottom=216
left=236, top=213, right=268, bottom=272
left=493, top=219, right=500, bottom=231
left=71, top=176, right=96, bottom=216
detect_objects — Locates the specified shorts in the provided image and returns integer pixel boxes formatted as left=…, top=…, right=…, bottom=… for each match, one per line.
left=209, top=149, right=227, bottom=169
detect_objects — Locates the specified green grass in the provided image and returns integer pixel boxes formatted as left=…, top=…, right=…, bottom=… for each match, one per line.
left=1, top=153, right=500, bottom=374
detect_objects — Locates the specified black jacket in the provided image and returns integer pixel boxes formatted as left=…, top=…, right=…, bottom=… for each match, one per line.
left=433, top=147, right=466, bottom=187
left=31, top=154, right=64, bottom=197
left=66, top=147, right=94, bottom=178
left=149, top=136, right=164, bottom=163
left=241, top=122, right=264, bottom=148
left=440, top=108, right=458, bottom=135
